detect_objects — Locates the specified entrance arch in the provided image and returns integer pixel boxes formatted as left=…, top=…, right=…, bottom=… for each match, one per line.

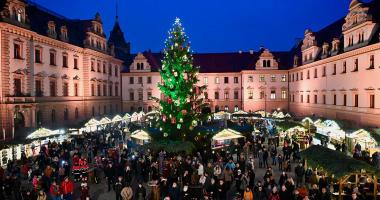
left=14, top=111, right=25, bottom=130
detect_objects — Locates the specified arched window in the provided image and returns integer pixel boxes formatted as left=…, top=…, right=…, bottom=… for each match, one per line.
left=51, top=109, right=56, bottom=122
left=267, top=60, right=271, bottom=67
left=92, top=106, right=95, bottom=117
left=234, top=106, right=239, bottom=112
left=137, top=63, right=140, bottom=70
left=75, top=107, right=79, bottom=119
left=224, top=105, right=229, bottom=111
left=103, top=105, right=106, bottom=114
left=17, top=9, right=23, bottom=22
left=63, top=108, right=69, bottom=120
left=37, top=110, right=43, bottom=126
left=141, top=63, right=144, bottom=70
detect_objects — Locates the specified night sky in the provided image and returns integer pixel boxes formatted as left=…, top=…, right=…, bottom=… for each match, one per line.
left=31, top=0, right=353, bottom=53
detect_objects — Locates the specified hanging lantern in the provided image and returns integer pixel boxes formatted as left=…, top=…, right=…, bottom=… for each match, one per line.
left=162, top=115, right=167, bottom=122
left=171, top=117, right=176, bottom=124
left=179, top=118, right=183, bottom=123
left=177, top=124, right=181, bottom=129
left=174, top=72, right=178, bottom=77
left=167, top=98, right=173, bottom=104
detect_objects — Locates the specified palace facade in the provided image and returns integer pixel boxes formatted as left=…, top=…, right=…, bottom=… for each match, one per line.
left=0, top=0, right=129, bottom=140
left=122, top=0, right=380, bottom=127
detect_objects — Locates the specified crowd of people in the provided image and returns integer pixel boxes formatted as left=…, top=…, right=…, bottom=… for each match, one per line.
left=0, top=119, right=376, bottom=200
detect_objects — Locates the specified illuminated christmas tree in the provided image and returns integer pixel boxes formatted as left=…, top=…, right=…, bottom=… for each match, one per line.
left=157, top=18, right=206, bottom=140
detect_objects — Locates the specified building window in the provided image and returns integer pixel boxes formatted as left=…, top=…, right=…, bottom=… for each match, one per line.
left=214, top=92, right=219, bottom=100
left=323, top=95, right=326, bottom=104
left=91, top=84, right=94, bottom=96
left=147, top=76, right=152, bottom=84
left=103, top=84, right=106, bottom=96
left=354, top=94, right=359, bottom=107
left=63, top=108, right=69, bottom=120
left=130, top=92, right=134, bottom=101
left=224, top=106, right=229, bottom=112
left=281, top=90, right=287, bottom=99
left=51, top=109, right=56, bottom=123
left=74, top=83, right=78, bottom=96
left=260, top=91, right=265, bottom=99
left=115, top=85, right=119, bottom=96
left=109, top=64, right=112, bottom=75
left=224, top=77, right=229, bottom=84
left=14, top=78, right=22, bottom=96
left=322, top=66, right=326, bottom=77
left=234, top=91, right=239, bottom=99
left=97, top=62, right=101, bottom=72
left=259, top=75, right=265, bottom=82
left=75, top=108, right=79, bottom=119
left=233, top=77, right=238, bottom=84
left=307, top=95, right=310, bottom=103
left=138, top=91, right=143, bottom=100
left=281, top=75, right=287, bottom=82
left=35, top=49, right=42, bottom=63
left=35, top=80, right=42, bottom=96
left=49, top=51, right=56, bottom=66
left=63, top=82, right=69, bottom=96
left=368, top=55, right=375, bottom=70
left=234, top=106, right=239, bottom=112
left=332, top=64, right=337, bottom=75
left=109, top=85, right=113, bottom=96
left=62, top=54, right=68, bottom=68
left=74, top=58, right=78, bottom=69
left=248, top=90, right=253, bottom=99
left=314, top=95, right=317, bottom=104
left=103, top=63, right=106, bottom=74
left=215, top=77, right=220, bottom=84
left=224, top=91, right=229, bottom=99
left=307, top=70, right=310, bottom=79
left=300, top=72, right=303, bottom=80
left=204, top=92, right=208, bottom=99
left=91, top=61, right=95, bottom=71
left=333, top=94, right=337, bottom=105
left=301, top=95, right=303, bottom=103
left=343, top=94, right=347, bottom=106
left=292, top=74, right=294, bottom=82
left=270, top=90, right=276, bottom=100
left=314, top=68, right=318, bottom=78
left=203, top=77, right=208, bottom=85
left=263, top=60, right=271, bottom=67
left=50, top=81, right=56, bottom=97
left=370, top=95, right=375, bottom=108
left=352, top=59, right=358, bottom=72
left=248, top=76, right=253, bottom=82
left=14, top=43, right=22, bottom=59
left=130, top=77, right=134, bottom=84
left=138, top=77, right=143, bottom=84
left=271, top=75, right=276, bottom=82
left=342, top=61, right=347, bottom=73
left=147, top=91, right=152, bottom=100
left=97, top=85, right=101, bottom=96
left=296, top=73, right=299, bottom=81
left=115, top=66, right=118, bottom=77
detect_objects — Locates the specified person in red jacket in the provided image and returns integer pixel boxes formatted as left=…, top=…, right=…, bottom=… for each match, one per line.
left=61, top=177, right=74, bottom=200
left=49, top=181, right=61, bottom=200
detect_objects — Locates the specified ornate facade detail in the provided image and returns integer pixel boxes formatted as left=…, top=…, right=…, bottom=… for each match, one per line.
left=342, top=1, right=372, bottom=32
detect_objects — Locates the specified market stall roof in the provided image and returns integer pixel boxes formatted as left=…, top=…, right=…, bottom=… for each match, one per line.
left=112, top=115, right=123, bottom=122
left=130, top=130, right=152, bottom=141
left=85, top=118, right=99, bottom=127
left=301, top=117, right=314, bottom=124
left=26, top=128, right=61, bottom=140
left=146, top=110, right=159, bottom=116
left=232, top=110, right=248, bottom=115
left=287, top=126, right=307, bottom=132
left=323, top=120, right=341, bottom=130
left=301, top=145, right=380, bottom=179
left=273, top=111, right=285, bottom=119
left=348, top=129, right=377, bottom=144
left=285, top=113, right=292, bottom=118
left=99, top=117, right=111, bottom=124
left=123, top=113, right=131, bottom=119
left=214, top=111, right=231, bottom=116
left=253, top=110, right=271, bottom=117
left=212, top=129, right=245, bottom=140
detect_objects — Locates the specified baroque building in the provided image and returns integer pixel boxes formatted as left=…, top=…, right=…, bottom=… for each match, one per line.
left=0, top=0, right=128, bottom=140
left=122, top=0, right=380, bottom=127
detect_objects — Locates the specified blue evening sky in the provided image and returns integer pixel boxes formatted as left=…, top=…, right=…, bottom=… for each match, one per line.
left=31, top=0, right=353, bottom=53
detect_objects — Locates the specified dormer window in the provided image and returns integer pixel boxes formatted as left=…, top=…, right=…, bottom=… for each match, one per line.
left=16, top=8, right=23, bottom=22
left=358, top=32, right=365, bottom=43
left=47, top=21, right=57, bottom=38
left=322, top=43, right=329, bottom=56
left=352, top=58, right=358, bottom=72
left=293, top=56, right=298, bottom=67
left=60, top=26, right=68, bottom=41
left=263, top=60, right=271, bottom=67
left=348, top=35, right=354, bottom=47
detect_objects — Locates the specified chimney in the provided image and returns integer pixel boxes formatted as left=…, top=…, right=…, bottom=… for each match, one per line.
left=249, top=50, right=254, bottom=54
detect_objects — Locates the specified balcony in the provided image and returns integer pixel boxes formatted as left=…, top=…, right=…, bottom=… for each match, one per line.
left=4, top=93, right=35, bottom=103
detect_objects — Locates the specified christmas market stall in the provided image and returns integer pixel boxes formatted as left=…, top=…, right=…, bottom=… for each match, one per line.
left=84, top=118, right=100, bottom=132
left=213, top=111, right=231, bottom=120
left=279, top=126, right=308, bottom=147
left=347, top=129, right=378, bottom=153
left=130, top=129, right=152, bottom=145
left=231, top=110, right=249, bottom=119
left=112, top=115, right=123, bottom=123
left=301, top=145, right=380, bottom=200
left=211, top=128, right=245, bottom=149
left=315, top=119, right=346, bottom=144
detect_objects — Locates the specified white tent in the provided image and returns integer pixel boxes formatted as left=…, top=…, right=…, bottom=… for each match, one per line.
left=302, top=117, right=314, bottom=124
left=123, top=113, right=131, bottom=120
left=212, top=129, right=245, bottom=141
left=85, top=118, right=99, bottom=127
left=213, top=111, right=231, bottom=120
left=130, top=130, right=151, bottom=145
left=26, top=128, right=61, bottom=140
left=232, top=110, right=248, bottom=115
left=112, top=115, right=123, bottom=122
left=315, top=119, right=345, bottom=141
left=99, top=117, right=112, bottom=125
left=285, top=113, right=292, bottom=118
left=254, top=110, right=271, bottom=117
left=131, top=112, right=139, bottom=122
left=348, top=129, right=377, bottom=148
